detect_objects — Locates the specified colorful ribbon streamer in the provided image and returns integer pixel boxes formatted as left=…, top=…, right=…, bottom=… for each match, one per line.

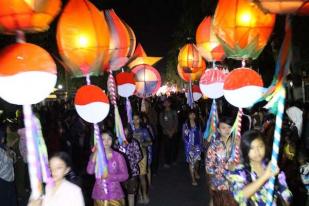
left=23, top=105, right=45, bottom=199
left=108, top=71, right=127, bottom=144
left=263, top=16, right=291, bottom=206
left=228, top=108, right=243, bottom=164
left=203, top=99, right=218, bottom=142
left=94, top=124, right=108, bottom=179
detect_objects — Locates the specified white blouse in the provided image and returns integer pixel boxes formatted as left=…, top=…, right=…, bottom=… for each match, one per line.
left=42, top=180, right=84, bottom=206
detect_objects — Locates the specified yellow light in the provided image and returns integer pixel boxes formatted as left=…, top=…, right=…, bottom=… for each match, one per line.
left=238, top=12, right=252, bottom=26
left=77, top=35, right=89, bottom=48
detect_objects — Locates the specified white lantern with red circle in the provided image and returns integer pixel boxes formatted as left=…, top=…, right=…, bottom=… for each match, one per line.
left=74, top=85, right=110, bottom=123
left=115, top=72, right=136, bottom=98
left=199, top=69, right=226, bottom=99
left=223, top=68, right=264, bottom=108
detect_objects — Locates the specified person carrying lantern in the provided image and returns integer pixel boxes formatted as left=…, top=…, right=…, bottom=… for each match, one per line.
left=226, top=130, right=292, bottom=206
left=87, top=131, right=128, bottom=206
left=205, top=116, right=237, bottom=206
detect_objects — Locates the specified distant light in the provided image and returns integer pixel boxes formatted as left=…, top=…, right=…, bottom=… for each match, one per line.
left=57, top=84, right=63, bottom=89
left=289, top=81, right=293, bottom=87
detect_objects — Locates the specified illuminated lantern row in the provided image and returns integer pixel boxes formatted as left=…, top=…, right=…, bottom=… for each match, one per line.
left=177, top=59, right=206, bottom=82
left=178, top=43, right=203, bottom=73
left=0, top=42, right=57, bottom=105
left=0, top=0, right=61, bottom=34
left=103, top=9, right=136, bottom=71
left=223, top=68, right=264, bottom=108
left=253, top=0, right=309, bottom=15
left=57, top=0, right=110, bottom=77
left=196, top=17, right=225, bottom=62
left=128, top=43, right=162, bottom=68
left=74, top=85, right=110, bottom=123
left=132, top=64, right=161, bottom=98
left=213, top=0, right=276, bottom=60
left=199, top=69, right=226, bottom=99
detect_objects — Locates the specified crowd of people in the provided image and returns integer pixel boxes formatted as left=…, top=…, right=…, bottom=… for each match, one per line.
left=0, top=92, right=308, bottom=206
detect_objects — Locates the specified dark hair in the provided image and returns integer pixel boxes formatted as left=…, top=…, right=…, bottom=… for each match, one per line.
left=50, top=152, right=80, bottom=186
left=219, top=116, right=234, bottom=127
left=186, top=109, right=200, bottom=129
left=101, top=129, right=116, bottom=146
left=50, top=152, right=72, bottom=168
left=241, top=130, right=267, bottom=168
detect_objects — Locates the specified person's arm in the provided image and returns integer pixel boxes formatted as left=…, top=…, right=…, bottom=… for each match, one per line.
left=205, top=144, right=217, bottom=175
left=134, top=141, right=143, bottom=163
left=86, top=152, right=96, bottom=175
left=107, top=153, right=128, bottom=182
left=241, top=163, right=279, bottom=199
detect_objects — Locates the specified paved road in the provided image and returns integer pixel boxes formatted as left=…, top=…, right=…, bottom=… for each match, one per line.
left=138, top=159, right=211, bottom=206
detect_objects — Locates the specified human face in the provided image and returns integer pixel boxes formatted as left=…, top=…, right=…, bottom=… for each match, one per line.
left=133, top=115, right=140, bottom=127
left=189, top=112, right=196, bottom=120
left=248, top=138, right=265, bottom=163
left=50, top=157, right=70, bottom=183
left=102, top=133, right=113, bottom=150
left=218, top=122, right=232, bottom=139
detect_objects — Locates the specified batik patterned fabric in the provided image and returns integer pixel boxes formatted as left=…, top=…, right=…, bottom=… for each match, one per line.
left=300, top=162, right=309, bottom=194
left=226, top=164, right=293, bottom=206
left=182, top=122, right=202, bottom=166
left=122, top=139, right=142, bottom=177
left=205, top=136, right=230, bottom=190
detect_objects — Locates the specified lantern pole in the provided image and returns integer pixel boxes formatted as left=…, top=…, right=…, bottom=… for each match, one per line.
left=16, top=30, right=25, bottom=43
left=212, top=61, right=216, bottom=69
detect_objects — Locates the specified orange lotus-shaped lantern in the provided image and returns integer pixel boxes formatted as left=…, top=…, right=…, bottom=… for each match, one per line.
left=57, top=0, right=110, bottom=77
left=0, top=0, right=61, bottom=34
left=213, top=0, right=276, bottom=60
left=253, top=0, right=309, bottom=15
left=103, top=9, right=136, bottom=71
left=177, top=59, right=206, bottom=82
left=178, top=43, right=203, bottom=73
left=196, top=17, right=225, bottom=62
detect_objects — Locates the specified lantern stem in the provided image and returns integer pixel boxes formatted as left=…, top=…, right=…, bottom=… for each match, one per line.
left=86, top=74, right=91, bottom=85
left=212, top=61, right=216, bottom=69
left=241, top=59, right=246, bottom=67
left=16, top=30, right=25, bottom=43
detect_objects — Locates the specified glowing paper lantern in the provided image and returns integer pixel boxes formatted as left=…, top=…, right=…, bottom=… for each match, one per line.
left=196, top=17, right=225, bottom=62
left=213, top=0, right=276, bottom=60
left=178, top=43, right=203, bottom=73
left=132, top=64, right=161, bottom=98
left=223, top=68, right=264, bottom=108
left=57, top=0, right=110, bottom=77
left=199, top=69, right=226, bottom=99
left=0, top=0, right=61, bottom=34
left=75, top=85, right=110, bottom=123
left=115, top=72, right=136, bottom=98
left=253, top=0, right=309, bottom=15
left=128, top=43, right=162, bottom=68
left=103, top=9, right=136, bottom=71
left=0, top=42, right=57, bottom=105
left=177, top=59, right=206, bottom=82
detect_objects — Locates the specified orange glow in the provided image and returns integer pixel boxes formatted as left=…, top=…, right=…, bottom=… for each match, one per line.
left=178, top=43, right=203, bottom=73
left=213, top=0, right=276, bottom=60
left=196, top=16, right=225, bottom=62
left=253, top=0, right=309, bottom=15
left=57, top=0, right=110, bottom=76
left=0, top=0, right=61, bottom=34
left=177, top=59, right=206, bottom=82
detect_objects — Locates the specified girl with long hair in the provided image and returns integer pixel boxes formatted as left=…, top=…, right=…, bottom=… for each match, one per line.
left=227, top=130, right=292, bottom=206
left=182, top=109, right=202, bottom=186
